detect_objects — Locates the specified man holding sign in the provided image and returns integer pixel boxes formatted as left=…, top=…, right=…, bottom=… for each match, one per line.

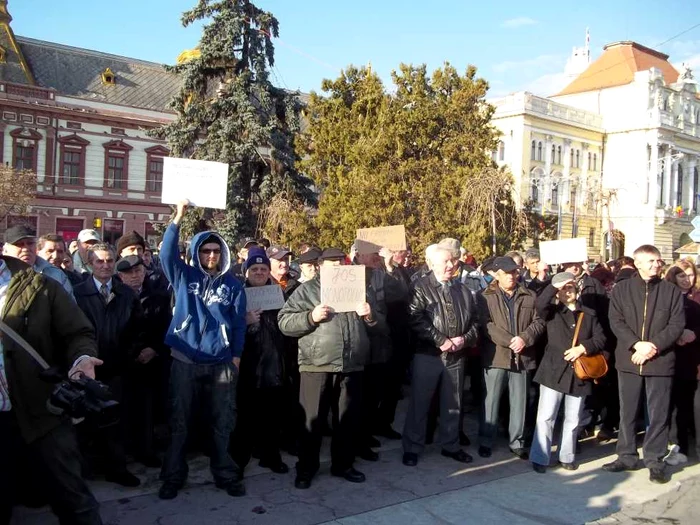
left=278, top=248, right=377, bottom=490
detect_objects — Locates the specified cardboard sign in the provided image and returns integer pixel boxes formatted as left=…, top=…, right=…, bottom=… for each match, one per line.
left=355, top=225, right=407, bottom=254
left=320, top=265, right=366, bottom=313
left=539, top=238, right=588, bottom=265
left=161, top=157, right=229, bottom=209
left=244, top=284, right=286, bottom=312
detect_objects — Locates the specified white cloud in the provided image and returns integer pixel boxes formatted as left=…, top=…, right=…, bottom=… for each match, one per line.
left=501, top=17, right=538, bottom=29
left=492, top=54, right=562, bottom=74
left=523, top=72, right=571, bottom=97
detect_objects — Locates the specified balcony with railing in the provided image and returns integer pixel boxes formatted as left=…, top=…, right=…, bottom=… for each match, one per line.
left=490, top=92, right=603, bottom=130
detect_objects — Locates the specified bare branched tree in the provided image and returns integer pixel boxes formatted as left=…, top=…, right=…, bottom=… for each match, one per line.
left=256, top=192, right=316, bottom=249
left=0, top=166, right=37, bottom=224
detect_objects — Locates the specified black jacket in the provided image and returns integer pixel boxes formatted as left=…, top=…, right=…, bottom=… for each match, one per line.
left=140, top=278, right=172, bottom=358
left=241, top=289, right=286, bottom=389
left=534, top=284, right=606, bottom=396
left=674, top=296, right=700, bottom=381
left=609, top=275, right=685, bottom=376
left=74, top=277, right=146, bottom=380
left=408, top=273, right=479, bottom=358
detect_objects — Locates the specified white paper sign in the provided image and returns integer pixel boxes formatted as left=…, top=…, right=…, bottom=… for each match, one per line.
left=161, top=157, right=229, bottom=209
left=539, top=238, right=588, bottom=265
left=355, top=225, right=407, bottom=254
left=320, top=265, right=366, bottom=313
left=245, top=284, right=286, bottom=312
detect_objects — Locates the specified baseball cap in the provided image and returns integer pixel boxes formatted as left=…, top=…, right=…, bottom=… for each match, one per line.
left=116, top=255, right=144, bottom=272
left=319, top=248, right=346, bottom=261
left=492, top=256, right=519, bottom=273
left=4, top=225, right=36, bottom=245
left=267, top=245, right=292, bottom=260
left=78, top=229, right=101, bottom=243
left=298, top=248, right=322, bottom=264
left=240, top=237, right=258, bottom=249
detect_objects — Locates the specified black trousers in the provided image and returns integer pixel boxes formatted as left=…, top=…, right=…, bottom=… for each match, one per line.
left=360, top=362, right=390, bottom=445
left=297, top=371, right=362, bottom=475
left=669, top=378, right=700, bottom=456
left=230, top=385, right=284, bottom=470
left=616, top=372, right=673, bottom=470
left=0, top=412, right=101, bottom=525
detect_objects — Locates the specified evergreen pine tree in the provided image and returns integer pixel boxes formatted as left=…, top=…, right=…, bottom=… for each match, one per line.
left=151, top=0, right=314, bottom=243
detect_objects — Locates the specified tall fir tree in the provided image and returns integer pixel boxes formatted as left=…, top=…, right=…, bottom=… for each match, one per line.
left=150, top=0, right=314, bottom=243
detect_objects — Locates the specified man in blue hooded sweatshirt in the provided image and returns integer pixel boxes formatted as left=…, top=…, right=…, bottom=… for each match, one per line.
left=158, top=200, right=247, bottom=500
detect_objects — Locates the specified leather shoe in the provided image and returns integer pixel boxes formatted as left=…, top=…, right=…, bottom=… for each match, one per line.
left=330, top=466, right=366, bottom=483
left=559, top=461, right=579, bottom=471
left=649, top=467, right=669, bottom=484
left=158, top=482, right=182, bottom=500
left=441, top=449, right=473, bottom=464
left=357, top=448, right=379, bottom=462
left=511, top=448, right=529, bottom=460
left=532, top=462, right=547, bottom=474
left=478, top=446, right=492, bottom=458
left=459, top=432, right=471, bottom=447
left=215, top=480, right=246, bottom=497
left=374, top=426, right=402, bottom=440
left=294, top=472, right=313, bottom=489
left=105, top=470, right=141, bottom=487
left=602, top=459, right=640, bottom=473
left=259, top=458, right=289, bottom=473
left=402, top=452, right=418, bottom=467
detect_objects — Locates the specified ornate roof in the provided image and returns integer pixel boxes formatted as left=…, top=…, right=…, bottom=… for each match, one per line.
left=556, top=41, right=680, bottom=97
left=14, top=36, right=181, bottom=112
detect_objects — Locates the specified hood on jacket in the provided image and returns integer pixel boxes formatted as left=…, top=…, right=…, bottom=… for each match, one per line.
left=189, top=230, right=231, bottom=277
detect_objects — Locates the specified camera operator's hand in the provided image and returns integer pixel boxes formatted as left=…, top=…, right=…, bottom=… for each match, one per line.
left=69, top=356, right=103, bottom=380
left=136, top=347, right=157, bottom=364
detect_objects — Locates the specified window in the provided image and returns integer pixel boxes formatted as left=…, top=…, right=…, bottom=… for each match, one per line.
left=658, top=161, right=665, bottom=207
left=575, top=150, right=580, bottom=168
left=102, top=219, right=124, bottom=246
left=551, top=144, right=556, bottom=164
left=145, top=145, right=169, bottom=194
left=677, top=164, right=684, bottom=207
left=557, top=146, right=562, bottom=165
left=589, top=228, right=596, bottom=247
left=587, top=152, right=591, bottom=169
left=694, top=167, right=699, bottom=212
left=570, top=148, right=574, bottom=167
left=55, top=218, right=84, bottom=243
left=593, top=154, right=597, bottom=171
left=531, top=181, right=539, bottom=203
left=498, top=141, right=505, bottom=162
left=102, top=139, right=132, bottom=190
left=6, top=214, right=38, bottom=231
left=551, top=183, right=559, bottom=207
left=14, top=144, right=34, bottom=170
left=531, top=140, right=536, bottom=160
left=61, top=151, right=81, bottom=184
left=570, top=187, right=577, bottom=209
left=537, top=142, right=543, bottom=161
left=588, top=191, right=595, bottom=212
left=106, top=155, right=125, bottom=189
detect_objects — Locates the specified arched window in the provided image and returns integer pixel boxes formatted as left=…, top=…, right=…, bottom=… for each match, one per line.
left=537, top=142, right=543, bottom=161
left=658, top=160, right=665, bottom=207
left=551, top=182, right=559, bottom=207
left=677, top=164, right=684, bottom=208
left=531, top=140, right=536, bottom=160
left=557, top=146, right=562, bottom=165
left=498, top=141, right=505, bottom=161
left=694, top=167, right=699, bottom=212
left=551, top=144, right=556, bottom=164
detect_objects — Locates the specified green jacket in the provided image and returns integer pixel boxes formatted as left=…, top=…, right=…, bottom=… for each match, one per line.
left=2, top=257, right=97, bottom=443
left=277, top=276, right=374, bottom=373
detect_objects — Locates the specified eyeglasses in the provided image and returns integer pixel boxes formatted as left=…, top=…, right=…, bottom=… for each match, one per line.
left=200, top=248, right=221, bottom=255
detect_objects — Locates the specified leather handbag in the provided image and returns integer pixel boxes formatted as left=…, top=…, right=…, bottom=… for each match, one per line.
left=571, top=312, right=608, bottom=383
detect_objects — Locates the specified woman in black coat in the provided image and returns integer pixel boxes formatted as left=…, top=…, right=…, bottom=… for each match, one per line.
left=229, top=248, right=289, bottom=474
left=530, top=272, right=606, bottom=473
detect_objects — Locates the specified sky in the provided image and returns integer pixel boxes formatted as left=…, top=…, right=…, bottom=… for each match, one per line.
left=9, top=0, right=700, bottom=98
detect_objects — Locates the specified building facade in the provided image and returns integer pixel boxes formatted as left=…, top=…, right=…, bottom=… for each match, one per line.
left=0, top=2, right=179, bottom=246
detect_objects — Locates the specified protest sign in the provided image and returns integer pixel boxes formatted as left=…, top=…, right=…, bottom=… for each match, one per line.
left=355, top=225, right=407, bottom=254
left=539, top=238, right=588, bottom=265
left=161, top=157, right=229, bottom=209
left=320, top=265, right=366, bottom=313
left=244, top=284, right=286, bottom=312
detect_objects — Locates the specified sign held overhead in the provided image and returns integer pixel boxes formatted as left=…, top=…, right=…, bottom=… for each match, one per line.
left=539, top=238, right=588, bottom=266
left=355, top=225, right=407, bottom=254
left=161, top=157, right=229, bottom=210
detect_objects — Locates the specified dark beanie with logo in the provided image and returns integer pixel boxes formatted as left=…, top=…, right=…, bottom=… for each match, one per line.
left=244, top=246, right=271, bottom=271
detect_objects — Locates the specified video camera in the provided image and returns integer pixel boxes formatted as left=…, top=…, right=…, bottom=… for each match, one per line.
left=42, top=368, right=119, bottom=428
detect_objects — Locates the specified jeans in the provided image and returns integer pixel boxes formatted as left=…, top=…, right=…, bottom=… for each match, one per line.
left=403, top=353, right=465, bottom=454
left=161, top=359, right=240, bottom=485
left=529, top=385, right=585, bottom=466
left=480, top=367, right=530, bottom=450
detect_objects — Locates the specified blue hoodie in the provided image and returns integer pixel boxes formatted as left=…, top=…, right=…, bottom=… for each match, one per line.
left=161, top=223, right=246, bottom=364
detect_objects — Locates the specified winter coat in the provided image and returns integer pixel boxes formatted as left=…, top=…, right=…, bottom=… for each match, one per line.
left=478, top=283, right=545, bottom=371
left=534, top=284, right=606, bottom=396
left=33, top=256, right=75, bottom=300
left=277, top=275, right=375, bottom=373
left=408, top=273, right=479, bottom=359
left=160, top=224, right=246, bottom=364
left=674, top=295, right=700, bottom=381
left=140, top=277, right=172, bottom=357
left=241, top=283, right=286, bottom=389
left=609, top=274, right=685, bottom=377
left=74, top=277, right=146, bottom=381
left=1, top=257, right=97, bottom=443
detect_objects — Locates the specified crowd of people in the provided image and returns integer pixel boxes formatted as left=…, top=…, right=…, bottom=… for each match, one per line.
left=1, top=198, right=699, bottom=524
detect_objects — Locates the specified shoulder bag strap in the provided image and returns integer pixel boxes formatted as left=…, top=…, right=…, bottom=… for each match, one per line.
left=571, top=311, right=584, bottom=347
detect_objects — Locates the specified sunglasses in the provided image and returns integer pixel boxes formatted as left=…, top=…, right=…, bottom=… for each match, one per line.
left=200, top=248, right=221, bottom=255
